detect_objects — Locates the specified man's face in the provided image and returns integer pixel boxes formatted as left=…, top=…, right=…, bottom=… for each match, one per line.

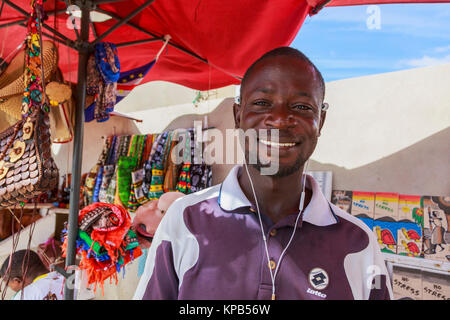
left=234, top=55, right=326, bottom=177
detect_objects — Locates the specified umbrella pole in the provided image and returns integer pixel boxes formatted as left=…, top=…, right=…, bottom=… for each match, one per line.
left=63, top=2, right=92, bottom=301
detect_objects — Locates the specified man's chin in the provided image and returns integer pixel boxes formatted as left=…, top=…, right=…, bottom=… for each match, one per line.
left=250, top=161, right=304, bottom=178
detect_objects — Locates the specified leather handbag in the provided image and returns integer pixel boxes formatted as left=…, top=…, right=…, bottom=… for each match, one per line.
left=0, top=100, right=59, bottom=207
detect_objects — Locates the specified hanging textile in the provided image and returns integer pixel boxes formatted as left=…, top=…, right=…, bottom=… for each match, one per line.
left=61, top=202, right=142, bottom=295
left=84, top=127, right=212, bottom=213
left=117, top=135, right=138, bottom=207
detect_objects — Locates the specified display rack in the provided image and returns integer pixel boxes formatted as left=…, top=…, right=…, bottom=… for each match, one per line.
left=383, top=252, right=450, bottom=277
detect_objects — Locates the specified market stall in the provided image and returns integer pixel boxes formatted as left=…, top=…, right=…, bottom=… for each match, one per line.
left=0, top=0, right=448, bottom=301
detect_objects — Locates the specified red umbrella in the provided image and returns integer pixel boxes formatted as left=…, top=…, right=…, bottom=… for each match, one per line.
left=0, top=0, right=447, bottom=300
left=2, top=0, right=446, bottom=90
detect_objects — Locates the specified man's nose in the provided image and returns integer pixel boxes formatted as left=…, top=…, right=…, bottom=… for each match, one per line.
left=264, top=103, right=296, bottom=128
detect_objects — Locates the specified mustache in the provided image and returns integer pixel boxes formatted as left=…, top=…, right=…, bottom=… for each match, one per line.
left=256, top=129, right=302, bottom=142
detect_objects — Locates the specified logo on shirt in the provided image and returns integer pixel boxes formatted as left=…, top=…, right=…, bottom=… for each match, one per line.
left=308, top=267, right=329, bottom=290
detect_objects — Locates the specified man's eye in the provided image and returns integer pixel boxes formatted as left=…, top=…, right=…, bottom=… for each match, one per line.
left=293, top=104, right=312, bottom=111
left=253, top=100, right=270, bottom=107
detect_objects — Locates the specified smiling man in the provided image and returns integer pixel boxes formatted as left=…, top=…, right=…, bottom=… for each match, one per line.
left=134, top=47, right=392, bottom=300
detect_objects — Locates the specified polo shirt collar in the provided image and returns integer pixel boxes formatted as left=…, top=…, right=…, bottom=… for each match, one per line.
left=218, top=165, right=338, bottom=227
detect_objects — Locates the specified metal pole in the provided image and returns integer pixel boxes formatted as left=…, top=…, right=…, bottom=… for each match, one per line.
left=92, top=0, right=154, bottom=45
left=64, top=1, right=91, bottom=301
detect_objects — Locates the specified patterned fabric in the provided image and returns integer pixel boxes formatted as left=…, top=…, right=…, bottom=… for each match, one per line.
left=94, top=42, right=120, bottom=84
left=84, top=165, right=100, bottom=205
left=95, top=81, right=116, bottom=122
left=147, top=131, right=170, bottom=200
left=148, top=164, right=164, bottom=200
left=62, top=203, right=142, bottom=295
left=98, top=164, right=115, bottom=203
left=86, top=42, right=120, bottom=122
left=128, top=168, right=147, bottom=212
left=117, top=155, right=137, bottom=208
left=176, top=163, right=191, bottom=193
left=163, top=139, right=180, bottom=192
left=92, top=166, right=104, bottom=203
left=86, top=54, right=101, bottom=95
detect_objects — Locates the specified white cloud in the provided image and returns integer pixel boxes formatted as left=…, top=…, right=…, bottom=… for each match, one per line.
left=434, top=45, right=450, bottom=53
left=399, top=54, right=450, bottom=68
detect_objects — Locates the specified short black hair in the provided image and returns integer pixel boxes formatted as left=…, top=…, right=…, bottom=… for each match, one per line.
left=240, top=46, right=325, bottom=102
left=0, top=249, right=48, bottom=281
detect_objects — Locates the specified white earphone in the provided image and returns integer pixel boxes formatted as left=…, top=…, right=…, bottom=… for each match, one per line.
left=241, top=142, right=309, bottom=300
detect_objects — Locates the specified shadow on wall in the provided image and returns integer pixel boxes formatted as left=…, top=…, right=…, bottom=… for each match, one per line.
left=161, top=97, right=449, bottom=196
left=53, top=115, right=142, bottom=175
left=308, top=126, right=450, bottom=196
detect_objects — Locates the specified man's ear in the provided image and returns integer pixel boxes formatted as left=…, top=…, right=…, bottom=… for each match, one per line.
left=233, top=102, right=242, bottom=129
left=318, top=109, right=327, bottom=136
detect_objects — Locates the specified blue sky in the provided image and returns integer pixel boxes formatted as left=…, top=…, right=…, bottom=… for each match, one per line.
left=291, top=3, right=450, bottom=82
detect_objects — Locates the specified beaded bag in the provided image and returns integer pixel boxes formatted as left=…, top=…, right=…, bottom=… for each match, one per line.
left=0, top=0, right=58, bottom=207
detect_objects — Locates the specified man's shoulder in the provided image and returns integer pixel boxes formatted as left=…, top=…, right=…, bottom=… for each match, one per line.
left=168, top=184, right=221, bottom=212
left=330, top=203, right=379, bottom=247
left=332, top=204, right=372, bottom=232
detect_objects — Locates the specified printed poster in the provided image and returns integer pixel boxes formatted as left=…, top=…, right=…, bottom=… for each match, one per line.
left=373, top=193, right=399, bottom=254
left=331, top=190, right=352, bottom=214
left=421, top=196, right=450, bottom=263
left=397, top=195, right=423, bottom=258
left=351, top=191, right=375, bottom=230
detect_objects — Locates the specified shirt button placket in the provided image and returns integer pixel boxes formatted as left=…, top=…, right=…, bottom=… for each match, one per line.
left=269, top=228, right=277, bottom=237
left=268, top=259, right=276, bottom=271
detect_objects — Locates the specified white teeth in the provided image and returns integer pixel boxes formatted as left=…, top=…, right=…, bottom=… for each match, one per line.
left=259, top=139, right=296, bottom=147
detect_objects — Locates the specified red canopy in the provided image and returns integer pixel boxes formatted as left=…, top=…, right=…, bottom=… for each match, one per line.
left=0, top=0, right=448, bottom=90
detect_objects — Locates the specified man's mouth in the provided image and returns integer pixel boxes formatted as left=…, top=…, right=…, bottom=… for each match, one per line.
left=259, top=139, right=298, bottom=148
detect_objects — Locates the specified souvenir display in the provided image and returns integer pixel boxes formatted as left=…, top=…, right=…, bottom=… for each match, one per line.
left=332, top=190, right=449, bottom=263
left=81, top=128, right=212, bottom=213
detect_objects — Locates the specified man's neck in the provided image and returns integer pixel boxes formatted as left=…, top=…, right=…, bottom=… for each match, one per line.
left=238, top=165, right=312, bottom=224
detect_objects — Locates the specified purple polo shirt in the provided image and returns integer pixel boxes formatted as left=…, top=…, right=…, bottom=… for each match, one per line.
left=134, top=166, right=393, bottom=300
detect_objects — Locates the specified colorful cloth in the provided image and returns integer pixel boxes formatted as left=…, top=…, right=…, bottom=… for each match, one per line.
left=176, top=163, right=191, bottom=194
left=98, top=164, right=115, bottom=203
left=117, top=155, right=137, bottom=208
left=148, top=163, right=164, bottom=200
left=62, top=203, right=142, bottom=295
left=94, top=42, right=120, bottom=84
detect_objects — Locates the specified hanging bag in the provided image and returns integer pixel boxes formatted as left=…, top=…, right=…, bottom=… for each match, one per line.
left=0, top=4, right=58, bottom=207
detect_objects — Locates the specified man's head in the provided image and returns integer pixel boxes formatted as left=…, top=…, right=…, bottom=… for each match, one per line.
left=234, top=47, right=327, bottom=177
left=0, top=249, right=48, bottom=292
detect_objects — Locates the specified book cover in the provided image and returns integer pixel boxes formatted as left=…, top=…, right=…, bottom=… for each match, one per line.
left=421, top=196, right=450, bottom=263
left=397, top=195, right=423, bottom=258
left=331, top=190, right=352, bottom=214
left=351, top=191, right=375, bottom=230
left=373, top=193, right=399, bottom=254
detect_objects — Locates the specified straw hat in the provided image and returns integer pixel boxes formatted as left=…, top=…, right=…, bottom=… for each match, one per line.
left=0, top=40, right=74, bottom=143
left=0, top=40, right=58, bottom=121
